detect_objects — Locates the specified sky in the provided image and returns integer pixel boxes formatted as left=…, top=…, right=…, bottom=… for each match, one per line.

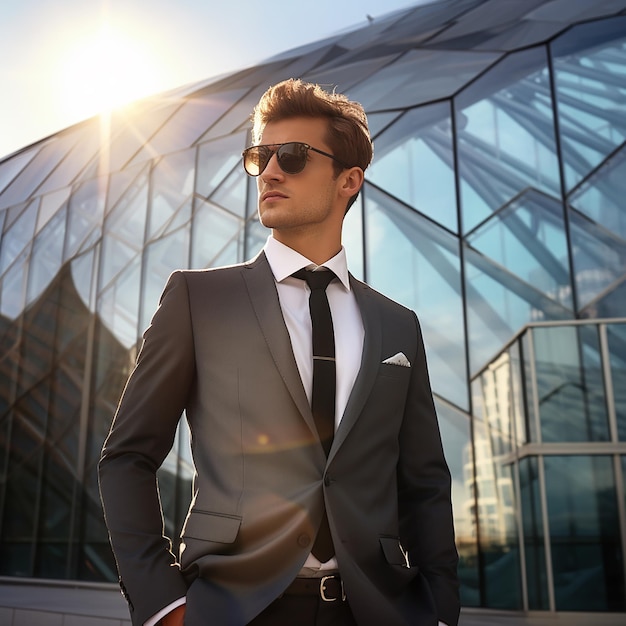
left=0, top=0, right=420, bottom=159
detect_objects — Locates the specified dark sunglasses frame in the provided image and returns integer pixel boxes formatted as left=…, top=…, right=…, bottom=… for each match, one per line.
left=242, top=141, right=350, bottom=177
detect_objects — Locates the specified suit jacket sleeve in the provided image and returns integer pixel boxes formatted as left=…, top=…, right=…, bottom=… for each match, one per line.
left=98, top=271, right=193, bottom=626
left=399, top=312, right=460, bottom=626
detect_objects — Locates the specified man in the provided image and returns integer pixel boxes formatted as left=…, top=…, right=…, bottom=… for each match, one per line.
left=99, top=78, right=459, bottom=626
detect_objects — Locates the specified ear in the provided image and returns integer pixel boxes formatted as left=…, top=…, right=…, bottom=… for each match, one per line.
left=338, top=166, right=364, bottom=200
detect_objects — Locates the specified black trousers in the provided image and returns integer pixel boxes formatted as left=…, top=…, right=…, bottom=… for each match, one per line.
left=248, top=593, right=357, bottom=626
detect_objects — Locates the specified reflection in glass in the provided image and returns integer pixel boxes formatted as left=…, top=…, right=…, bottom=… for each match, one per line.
left=64, top=179, right=106, bottom=262
left=0, top=199, right=38, bottom=275
left=141, top=226, right=191, bottom=333
left=149, top=150, right=195, bottom=240
left=435, top=399, right=478, bottom=607
left=367, top=102, right=458, bottom=232
left=544, top=456, right=623, bottom=611
left=569, top=147, right=626, bottom=243
left=456, top=46, right=560, bottom=234
left=191, top=197, right=243, bottom=270
left=27, top=207, right=66, bottom=306
left=608, top=324, right=626, bottom=441
left=365, top=185, right=468, bottom=409
left=519, top=457, right=549, bottom=610
left=463, top=243, right=571, bottom=375
left=466, top=190, right=572, bottom=310
left=551, top=18, right=626, bottom=192
left=567, top=202, right=626, bottom=314
left=471, top=411, right=522, bottom=609
left=533, top=325, right=609, bottom=442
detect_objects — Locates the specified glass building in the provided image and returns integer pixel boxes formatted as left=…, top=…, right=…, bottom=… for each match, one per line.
left=0, top=0, right=625, bottom=618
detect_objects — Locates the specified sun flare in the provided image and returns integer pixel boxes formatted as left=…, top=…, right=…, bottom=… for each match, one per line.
left=60, top=23, right=161, bottom=119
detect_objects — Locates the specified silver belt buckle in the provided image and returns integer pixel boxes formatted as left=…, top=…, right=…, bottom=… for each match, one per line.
left=320, top=575, right=345, bottom=602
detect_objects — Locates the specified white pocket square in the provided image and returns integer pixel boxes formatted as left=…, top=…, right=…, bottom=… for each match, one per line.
left=382, top=352, right=411, bottom=367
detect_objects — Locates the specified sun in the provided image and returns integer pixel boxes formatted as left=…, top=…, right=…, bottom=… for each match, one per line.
left=60, top=23, right=162, bottom=120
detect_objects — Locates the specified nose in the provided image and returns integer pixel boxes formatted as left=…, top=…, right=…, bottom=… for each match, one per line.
left=259, top=151, right=284, bottom=182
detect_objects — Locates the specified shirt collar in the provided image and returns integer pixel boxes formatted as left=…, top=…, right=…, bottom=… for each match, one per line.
left=263, top=236, right=351, bottom=291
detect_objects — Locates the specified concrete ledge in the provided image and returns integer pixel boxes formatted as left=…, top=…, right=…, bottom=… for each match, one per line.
left=0, top=578, right=130, bottom=626
left=0, top=578, right=624, bottom=625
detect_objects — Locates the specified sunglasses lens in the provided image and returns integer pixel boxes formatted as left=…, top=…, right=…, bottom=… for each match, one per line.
left=243, top=147, right=268, bottom=176
left=276, top=142, right=307, bottom=174
left=243, top=143, right=309, bottom=176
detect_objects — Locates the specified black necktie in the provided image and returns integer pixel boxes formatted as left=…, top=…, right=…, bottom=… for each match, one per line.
left=293, top=268, right=336, bottom=561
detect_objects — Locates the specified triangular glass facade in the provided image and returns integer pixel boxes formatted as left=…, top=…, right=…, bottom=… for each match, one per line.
left=0, top=0, right=625, bottom=615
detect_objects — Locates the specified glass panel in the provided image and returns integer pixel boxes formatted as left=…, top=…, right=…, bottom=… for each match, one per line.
left=533, top=325, right=609, bottom=442
left=569, top=146, right=626, bottom=242
left=84, top=316, right=137, bottom=582
left=191, top=197, right=244, bottom=270
left=133, top=89, right=246, bottom=161
left=36, top=350, right=86, bottom=579
left=544, top=455, right=624, bottom=611
left=522, top=330, right=540, bottom=444
left=551, top=18, right=626, bottom=192
left=105, top=101, right=181, bottom=173
left=367, top=102, right=458, bottom=232
left=244, top=214, right=268, bottom=261
left=463, top=243, right=571, bottom=376
left=473, top=345, right=525, bottom=458
left=0, top=147, right=39, bottom=195
left=209, top=167, right=248, bottom=219
left=35, top=187, right=71, bottom=236
left=100, top=167, right=148, bottom=291
left=367, top=111, right=403, bottom=139
left=607, top=323, right=626, bottom=441
left=26, top=206, right=66, bottom=306
left=64, top=178, right=106, bottom=261
left=471, top=402, right=522, bottom=609
left=0, top=390, right=50, bottom=576
left=348, top=48, right=499, bottom=110
left=149, top=149, right=195, bottom=240
left=0, top=135, right=79, bottom=211
left=196, top=133, right=246, bottom=200
left=435, top=399, right=478, bottom=607
left=140, top=226, right=191, bottom=333
left=0, top=247, right=29, bottom=320
left=519, top=456, right=549, bottom=610
left=456, top=46, right=561, bottom=234
left=35, top=126, right=101, bottom=197
left=568, top=205, right=626, bottom=312
left=0, top=198, right=37, bottom=275
left=365, top=185, right=468, bottom=409
left=98, top=258, right=142, bottom=349
left=342, top=195, right=363, bottom=281
left=466, top=190, right=572, bottom=309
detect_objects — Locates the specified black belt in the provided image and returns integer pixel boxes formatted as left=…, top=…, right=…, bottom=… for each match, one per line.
left=284, top=574, right=346, bottom=602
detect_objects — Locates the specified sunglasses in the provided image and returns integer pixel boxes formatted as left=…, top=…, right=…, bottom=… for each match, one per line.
left=242, top=142, right=349, bottom=176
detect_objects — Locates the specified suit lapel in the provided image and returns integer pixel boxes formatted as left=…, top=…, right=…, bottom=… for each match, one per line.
left=241, top=253, right=317, bottom=438
left=329, top=276, right=381, bottom=463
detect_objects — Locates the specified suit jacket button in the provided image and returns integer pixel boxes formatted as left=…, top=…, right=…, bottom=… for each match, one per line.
left=298, top=534, right=311, bottom=548
left=324, top=475, right=333, bottom=487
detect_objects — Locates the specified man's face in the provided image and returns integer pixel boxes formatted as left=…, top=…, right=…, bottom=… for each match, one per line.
left=256, top=117, right=345, bottom=238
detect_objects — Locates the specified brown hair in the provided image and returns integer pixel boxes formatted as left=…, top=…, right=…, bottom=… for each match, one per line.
left=252, top=79, right=373, bottom=209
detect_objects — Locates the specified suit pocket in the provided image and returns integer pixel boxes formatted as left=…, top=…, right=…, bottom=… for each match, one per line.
left=182, top=510, right=242, bottom=544
left=379, top=536, right=412, bottom=569
left=378, top=362, right=412, bottom=380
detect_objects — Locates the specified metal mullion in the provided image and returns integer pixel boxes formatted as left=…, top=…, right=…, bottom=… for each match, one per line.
left=528, top=329, right=556, bottom=611
left=537, top=454, right=556, bottom=612
left=600, top=324, right=619, bottom=444
left=612, top=453, right=626, bottom=605
left=600, top=323, right=626, bottom=599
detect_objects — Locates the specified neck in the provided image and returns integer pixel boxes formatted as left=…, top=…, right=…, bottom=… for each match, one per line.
left=272, top=230, right=342, bottom=265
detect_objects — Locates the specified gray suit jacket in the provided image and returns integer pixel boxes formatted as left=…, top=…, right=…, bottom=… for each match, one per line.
left=98, top=252, right=459, bottom=626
